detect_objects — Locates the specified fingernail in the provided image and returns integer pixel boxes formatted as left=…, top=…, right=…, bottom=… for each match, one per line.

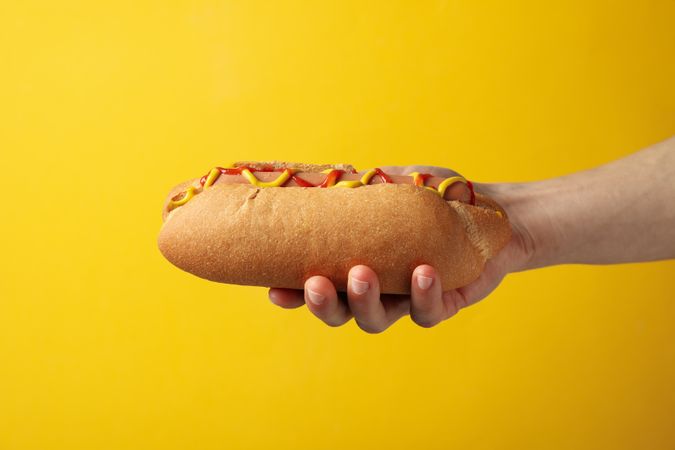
left=307, top=289, right=325, bottom=306
left=417, top=275, right=433, bottom=290
left=351, top=277, right=369, bottom=295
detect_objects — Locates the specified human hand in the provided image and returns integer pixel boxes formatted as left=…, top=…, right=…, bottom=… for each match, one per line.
left=268, top=165, right=538, bottom=333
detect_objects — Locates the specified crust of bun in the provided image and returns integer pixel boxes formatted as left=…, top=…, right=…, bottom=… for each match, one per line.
left=233, top=161, right=356, bottom=173
left=158, top=182, right=511, bottom=294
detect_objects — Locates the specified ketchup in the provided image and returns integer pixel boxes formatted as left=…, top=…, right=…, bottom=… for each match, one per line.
left=373, top=168, right=393, bottom=184
left=181, top=165, right=476, bottom=210
left=466, top=180, right=476, bottom=206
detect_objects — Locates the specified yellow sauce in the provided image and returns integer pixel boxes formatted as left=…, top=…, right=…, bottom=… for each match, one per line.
left=409, top=172, right=469, bottom=198
left=240, top=168, right=292, bottom=188
left=169, top=186, right=197, bottom=207
left=167, top=166, right=488, bottom=213
left=320, top=168, right=397, bottom=188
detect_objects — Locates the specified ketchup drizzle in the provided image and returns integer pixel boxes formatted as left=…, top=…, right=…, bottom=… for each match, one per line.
left=196, top=166, right=475, bottom=206
left=466, top=180, right=476, bottom=206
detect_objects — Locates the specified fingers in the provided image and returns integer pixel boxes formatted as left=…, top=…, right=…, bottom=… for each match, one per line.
left=441, top=289, right=470, bottom=319
left=270, top=269, right=408, bottom=333
left=409, top=265, right=446, bottom=327
left=380, top=294, right=411, bottom=323
left=347, top=265, right=395, bottom=334
left=268, top=288, right=305, bottom=309
left=272, top=264, right=475, bottom=332
left=304, top=276, right=352, bottom=327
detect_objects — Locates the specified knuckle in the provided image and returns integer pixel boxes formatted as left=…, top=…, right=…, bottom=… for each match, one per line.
left=324, top=316, right=349, bottom=327
left=411, top=314, right=440, bottom=328
left=442, top=290, right=469, bottom=317
left=356, top=320, right=386, bottom=334
left=452, top=290, right=469, bottom=311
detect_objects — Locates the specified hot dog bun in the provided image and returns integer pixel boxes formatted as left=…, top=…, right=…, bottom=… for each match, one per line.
left=157, top=162, right=511, bottom=294
left=234, top=160, right=357, bottom=173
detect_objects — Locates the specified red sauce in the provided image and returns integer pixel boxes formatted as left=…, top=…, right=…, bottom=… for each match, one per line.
left=466, top=180, right=476, bottom=205
left=373, top=168, right=393, bottom=184
left=318, top=170, right=345, bottom=188
left=414, top=173, right=434, bottom=187
left=196, top=166, right=475, bottom=205
left=290, top=173, right=315, bottom=187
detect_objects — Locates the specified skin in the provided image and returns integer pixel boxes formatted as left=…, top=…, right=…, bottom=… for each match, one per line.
left=269, top=136, right=675, bottom=333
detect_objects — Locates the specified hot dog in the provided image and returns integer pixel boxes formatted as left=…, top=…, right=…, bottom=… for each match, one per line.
left=157, top=161, right=511, bottom=294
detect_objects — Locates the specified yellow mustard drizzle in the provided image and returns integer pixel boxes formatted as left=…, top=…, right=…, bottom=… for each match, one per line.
left=203, top=168, right=221, bottom=188
left=241, top=168, right=292, bottom=187
left=169, top=186, right=197, bottom=207
left=203, top=167, right=294, bottom=189
left=409, top=172, right=469, bottom=198
left=167, top=166, right=478, bottom=212
left=318, top=168, right=391, bottom=188
left=168, top=167, right=296, bottom=211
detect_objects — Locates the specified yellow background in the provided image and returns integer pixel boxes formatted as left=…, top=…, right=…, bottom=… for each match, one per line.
left=1, top=1, right=674, bottom=449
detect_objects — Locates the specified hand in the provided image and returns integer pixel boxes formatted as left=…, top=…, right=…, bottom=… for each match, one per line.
left=268, top=165, right=537, bottom=333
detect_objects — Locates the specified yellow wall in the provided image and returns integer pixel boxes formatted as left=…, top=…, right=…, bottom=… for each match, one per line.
left=1, top=1, right=674, bottom=449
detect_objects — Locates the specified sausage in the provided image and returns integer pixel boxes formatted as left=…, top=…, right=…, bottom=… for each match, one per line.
left=164, top=165, right=475, bottom=219
left=206, top=172, right=473, bottom=203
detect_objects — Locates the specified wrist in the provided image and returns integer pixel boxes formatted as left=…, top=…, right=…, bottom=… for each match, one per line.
left=473, top=179, right=565, bottom=272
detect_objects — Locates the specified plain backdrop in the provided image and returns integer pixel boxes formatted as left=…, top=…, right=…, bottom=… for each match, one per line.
left=1, top=1, right=674, bottom=449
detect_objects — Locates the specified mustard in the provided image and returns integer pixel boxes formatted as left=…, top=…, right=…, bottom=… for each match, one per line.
left=240, top=168, right=292, bottom=188
left=320, top=168, right=381, bottom=188
left=167, top=166, right=478, bottom=212
left=168, top=186, right=197, bottom=208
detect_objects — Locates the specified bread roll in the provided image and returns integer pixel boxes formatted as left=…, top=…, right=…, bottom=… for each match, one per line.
left=157, top=168, right=511, bottom=294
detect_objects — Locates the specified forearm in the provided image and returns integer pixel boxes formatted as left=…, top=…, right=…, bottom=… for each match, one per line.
left=482, top=136, right=675, bottom=270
